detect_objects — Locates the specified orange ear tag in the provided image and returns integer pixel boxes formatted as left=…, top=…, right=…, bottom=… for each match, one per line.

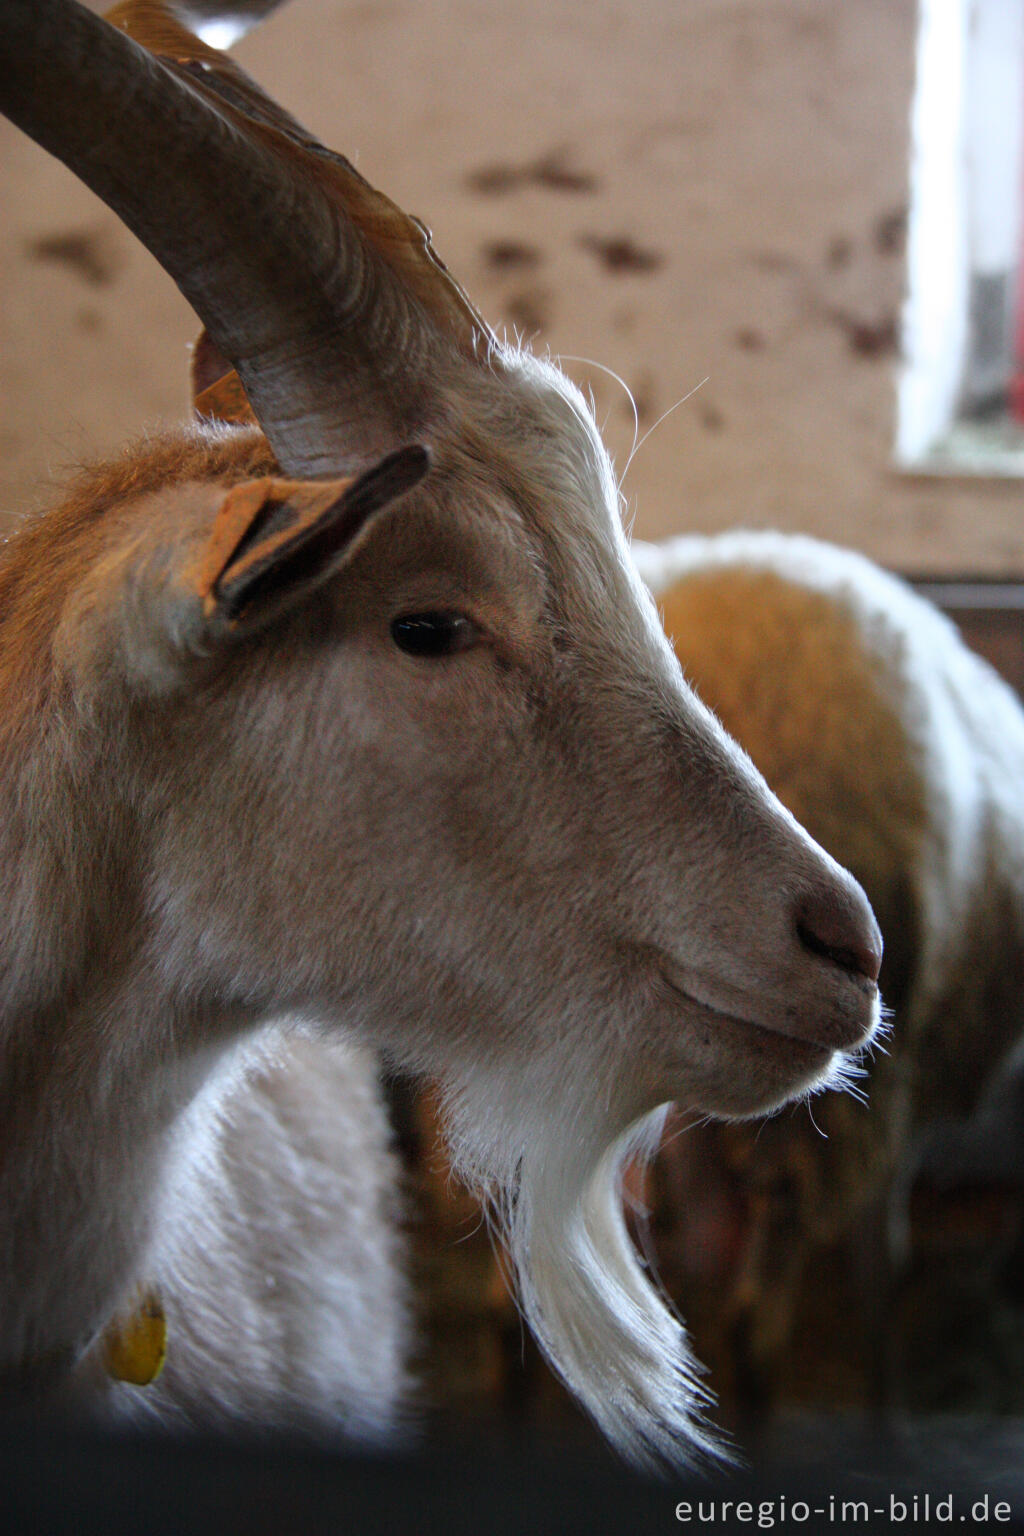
left=101, top=1285, right=168, bottom=1386
left=193, top=368, right=259, bottom=427
left=187, top=476, right=357, bottom=623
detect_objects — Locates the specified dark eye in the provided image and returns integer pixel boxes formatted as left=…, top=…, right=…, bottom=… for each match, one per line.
left=390, top=611, right=479, bottom=658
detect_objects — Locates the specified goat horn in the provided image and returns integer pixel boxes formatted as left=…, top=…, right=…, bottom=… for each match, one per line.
left=109, top=0, right=495, bottom=368
left=0, top=0, right=495, bottom=475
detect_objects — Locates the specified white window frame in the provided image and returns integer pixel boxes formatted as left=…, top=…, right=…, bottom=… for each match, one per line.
left=898, top=0, right=1024, bottom=471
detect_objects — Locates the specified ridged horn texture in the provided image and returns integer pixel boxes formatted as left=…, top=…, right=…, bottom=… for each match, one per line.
left=0, top=0, right=495, bottom=476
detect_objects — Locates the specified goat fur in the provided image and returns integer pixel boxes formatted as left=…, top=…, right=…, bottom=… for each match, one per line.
left=0, top=365, right=883, bottom=1472
left=0, top=4, right=887, bottom=1473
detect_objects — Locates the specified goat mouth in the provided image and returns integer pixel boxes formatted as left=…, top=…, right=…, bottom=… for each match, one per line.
left=618, top=949, right=878, bottom=1116
left=659, top=961, right=878, bottom=1056
left=652, top=973, right=839, bottom=1119
left=658, top=969, right=846, bottom=1077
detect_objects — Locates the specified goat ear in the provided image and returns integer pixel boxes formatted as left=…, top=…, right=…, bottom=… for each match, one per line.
left=188, top=445, right=431, bottom=635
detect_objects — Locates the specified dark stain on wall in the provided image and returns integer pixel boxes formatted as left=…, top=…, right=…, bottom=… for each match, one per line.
left=825, top=235, right=854, bottom=270
left=483, top=240, right=542, bottom=271
left=874, top=206, right=908, bottom=258
left=466, top=149, right=599, bottom=197
left=467, top=164, right=520, bottom=195
left=827, top=308, right=900, bottom=359
left=577, top=235, right=664, bottom=275
left=26, top=228, right=121, bottom=288
left=529, top=151, right=598, bottom=193
left=630, top=371, right=657, bottom=426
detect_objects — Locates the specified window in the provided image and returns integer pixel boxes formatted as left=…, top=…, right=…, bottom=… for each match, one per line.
left=899, top=0, right=1024, bottom=471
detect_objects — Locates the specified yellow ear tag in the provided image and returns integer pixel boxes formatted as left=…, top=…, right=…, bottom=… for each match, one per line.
left=101, top=1286, right=167, bottom=1386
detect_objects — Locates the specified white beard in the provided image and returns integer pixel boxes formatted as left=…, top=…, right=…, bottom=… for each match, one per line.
left=442, top=1076, right=730, bottom=1474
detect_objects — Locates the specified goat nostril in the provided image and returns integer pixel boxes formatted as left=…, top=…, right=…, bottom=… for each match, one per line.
left=796, top=892, right=883, bottom=985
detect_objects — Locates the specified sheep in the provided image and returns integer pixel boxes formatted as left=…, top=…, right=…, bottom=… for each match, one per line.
left=0, top=0, right=884, bottom=1471
left=633, top=532, right=1024, bottom=1425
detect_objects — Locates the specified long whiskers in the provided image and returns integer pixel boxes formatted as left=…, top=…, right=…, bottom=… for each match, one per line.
left=555, top=353, right=711, bottom=529
left=620, top=376, right=710, bottom=488
left=556, top=353, right=641, bottom=468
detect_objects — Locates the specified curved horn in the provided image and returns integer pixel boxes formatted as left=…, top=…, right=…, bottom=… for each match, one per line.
left=106, top=3, right=493, bottom=353
left=0, top=0, right=494, bottom=475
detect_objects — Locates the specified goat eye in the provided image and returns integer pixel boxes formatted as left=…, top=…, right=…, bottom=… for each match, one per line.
left=390, top=611, right=478, bottom=657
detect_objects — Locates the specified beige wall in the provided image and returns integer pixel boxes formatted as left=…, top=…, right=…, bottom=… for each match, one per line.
left=3, top=0, right=1022, bottom=572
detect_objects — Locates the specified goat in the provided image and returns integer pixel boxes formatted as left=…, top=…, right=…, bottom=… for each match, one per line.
left=0, top=0, right=882, bottom=1471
